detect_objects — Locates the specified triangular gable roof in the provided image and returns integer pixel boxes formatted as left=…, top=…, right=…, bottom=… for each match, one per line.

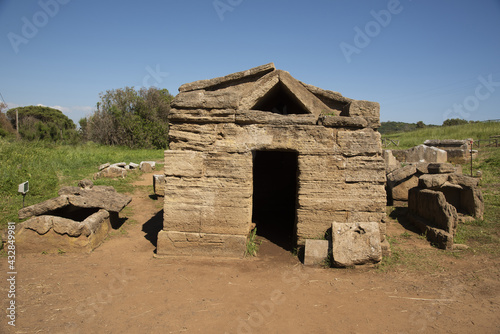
left=174, top=64, right=337, bottom=119
left=239, top=70, right=332, bottom=118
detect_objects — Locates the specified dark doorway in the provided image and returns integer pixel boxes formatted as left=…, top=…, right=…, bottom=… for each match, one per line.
left=252, top=150, right=298, bottom=251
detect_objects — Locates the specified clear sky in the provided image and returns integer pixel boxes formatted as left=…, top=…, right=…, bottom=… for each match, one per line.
left=1, top=0, right=499, bottom=126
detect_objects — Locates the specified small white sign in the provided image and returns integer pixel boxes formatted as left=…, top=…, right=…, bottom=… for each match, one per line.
left=18, top=181, right=29, bottom=194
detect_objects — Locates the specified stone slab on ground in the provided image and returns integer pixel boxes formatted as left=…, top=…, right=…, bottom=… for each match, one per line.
left=156, top=230, right=246, bottom=258
left=95, top=165, right=127, bottom=179
left=303, top=239, right=329, bottom=266
left=331, top=222, right=382, bottom=267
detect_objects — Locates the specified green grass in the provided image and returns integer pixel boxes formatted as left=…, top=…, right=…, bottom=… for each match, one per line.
left=456, top=147, right=500, bottom=254
left=245, top=228, right=261, bottom=257
left=376, top=235, right=441, bottom=273
left=0, top=138, right=164, bottom=228
left=382, top=121, right=500, bottom=149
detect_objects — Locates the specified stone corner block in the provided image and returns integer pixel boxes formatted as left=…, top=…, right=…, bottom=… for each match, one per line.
left=331, top=222, right=382, bottom=267
left=303, top=239, right=329, bottom=266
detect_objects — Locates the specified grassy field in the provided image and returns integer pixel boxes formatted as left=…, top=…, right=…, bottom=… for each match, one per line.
left=0, top=139, right=164, bottom=227
left=382, top=121, right=500, bottom=149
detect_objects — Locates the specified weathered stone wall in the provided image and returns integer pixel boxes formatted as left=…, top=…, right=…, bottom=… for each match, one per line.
left=159, top=63, right=386, bottom=257
left=165, top=122, right=385, bottom=245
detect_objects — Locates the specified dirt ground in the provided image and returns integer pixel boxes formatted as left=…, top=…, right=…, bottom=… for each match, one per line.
left=2, top=171, right=500, bottom=334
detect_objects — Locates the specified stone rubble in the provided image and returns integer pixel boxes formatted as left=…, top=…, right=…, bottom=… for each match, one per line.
left=94, top=161, right=156, bottom=179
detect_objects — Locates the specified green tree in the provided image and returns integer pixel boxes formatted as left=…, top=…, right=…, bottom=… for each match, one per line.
left=416, top=121, right=426, bottom=128
left=84, top=87, right=173, bottom=149
left=6, top=105, right=77, bottom=142
left=442, top=118, right=468, bottom=127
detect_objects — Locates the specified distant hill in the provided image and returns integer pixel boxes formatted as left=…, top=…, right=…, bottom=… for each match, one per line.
left=382, top=121, right=500, bottom=149
left=379, top=121, right=417, bottom=134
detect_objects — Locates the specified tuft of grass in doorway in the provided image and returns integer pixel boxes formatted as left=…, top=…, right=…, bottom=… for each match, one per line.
left=245, top=228, right=261, bottom=257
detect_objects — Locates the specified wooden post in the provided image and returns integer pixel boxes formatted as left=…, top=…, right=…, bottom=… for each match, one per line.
left=470, top=139, right=473, bottom=177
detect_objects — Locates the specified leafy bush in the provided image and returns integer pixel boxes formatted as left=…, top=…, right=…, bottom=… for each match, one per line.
left=442, top=118, right=469, bottom=126
left=82, top=87, right=173, bottom=149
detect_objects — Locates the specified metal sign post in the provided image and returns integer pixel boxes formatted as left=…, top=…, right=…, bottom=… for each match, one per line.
left=18, top=181, right=29, bottom=208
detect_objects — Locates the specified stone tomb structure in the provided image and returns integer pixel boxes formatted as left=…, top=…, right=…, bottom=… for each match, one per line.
left=158, top=63, right=387, bottom=258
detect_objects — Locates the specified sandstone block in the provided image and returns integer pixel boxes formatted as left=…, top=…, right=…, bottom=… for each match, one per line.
left=19, top=196, right=69, bottom=220
left=99, top=163, right=110, bottom=171
left=346, top=100, right=380, bottom=128
left=337, top=129, right=381, bottom=156
left=331, top=222, right=382, bottom=267
left=405, top=145, right=447, bottom=163
left=407, top=213, right=454, bottom=250
left=16, top=210, right=111, bottom=254
left=235, top=110, right=317, bottom=125
left=153, top=174, right=166, bottom=197
left=59, top=186, right=132, bottom=213
left=344, top=156, right=386, bottom=183
left=169, top=108, right=235, bottom=124
left=392, top=175, right=419, bottom=201
left=165, top=150, right=204, bottom=177
left=140, top=162, right=153, bottom=172
left=78, top=179, right=94, bottom=189
left=179, top=63, right=275, bottom=92
left=386, top=165, right=417, bottom=185
left=383, top=150, right=400, bottom=173
left=317, top=116, right=368, bottom=128
left=304, top=239, right=329, bottom=266
left=156, top=230, right=246, bottom=257
left=96, top=166, right=127, bottom=179
left=428, top=163, right=456, bottom=174
left=172, top=90, right=239, bottom=109
left=419, top=174, right=450, bottom=189
left=408, top=188, right=458, bottom=234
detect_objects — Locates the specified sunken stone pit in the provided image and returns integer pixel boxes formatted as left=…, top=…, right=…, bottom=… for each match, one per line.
left=158, top=63, right=388, bottom=261
left=15, top=180, right=131, bottom=253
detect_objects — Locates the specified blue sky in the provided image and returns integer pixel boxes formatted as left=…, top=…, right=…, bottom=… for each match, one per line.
left=1, top=0, right=499, bottom=126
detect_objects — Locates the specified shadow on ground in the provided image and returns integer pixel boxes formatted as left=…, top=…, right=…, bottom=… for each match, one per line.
left=142, top=209, right=163, bottom=248
left=389, top=206, right=421, bottom=235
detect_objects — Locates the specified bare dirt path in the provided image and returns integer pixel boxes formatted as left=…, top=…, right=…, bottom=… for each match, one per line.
left=2, top=171, right=500, bottom=333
